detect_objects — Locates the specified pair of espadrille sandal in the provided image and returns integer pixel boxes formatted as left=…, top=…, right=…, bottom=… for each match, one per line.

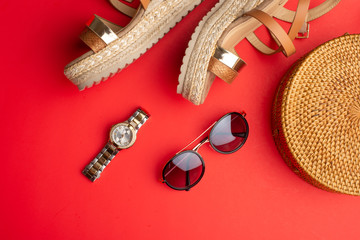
left=64, top=0, right=340, bottom=105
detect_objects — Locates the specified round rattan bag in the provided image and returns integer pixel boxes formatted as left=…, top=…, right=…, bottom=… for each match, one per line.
left=272, top=34, right=360, bottom=195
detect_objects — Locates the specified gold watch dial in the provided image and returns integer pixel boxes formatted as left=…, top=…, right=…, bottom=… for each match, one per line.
left=109, top=123, right=136, bottom=149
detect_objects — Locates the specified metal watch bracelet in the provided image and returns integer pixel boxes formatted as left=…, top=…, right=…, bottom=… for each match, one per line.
left=82, top=108, right=149, bottom=182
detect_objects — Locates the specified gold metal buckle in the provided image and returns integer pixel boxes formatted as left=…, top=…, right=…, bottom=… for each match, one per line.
left=213, top=46, right=245, bottom=71
left=296, top=22, right=310, bottom=39
left=87, top=15, right=119, bottom=44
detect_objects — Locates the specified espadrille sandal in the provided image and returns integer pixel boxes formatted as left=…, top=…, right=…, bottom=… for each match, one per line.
left=177, top=0, right=340, bottom=105
left=64, top=0, right=204, bottom=90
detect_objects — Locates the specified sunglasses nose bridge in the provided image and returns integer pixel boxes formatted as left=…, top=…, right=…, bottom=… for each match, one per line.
left=192, top=137, right=210, bottom=152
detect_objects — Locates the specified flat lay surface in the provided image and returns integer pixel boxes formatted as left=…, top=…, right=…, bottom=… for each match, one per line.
left=1, top=0, right=360, bottom=239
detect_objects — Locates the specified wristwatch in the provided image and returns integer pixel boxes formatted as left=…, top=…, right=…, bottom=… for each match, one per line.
left=82, top=108, right=150, bottom=182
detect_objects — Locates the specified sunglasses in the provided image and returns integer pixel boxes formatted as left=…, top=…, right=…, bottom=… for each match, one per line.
left=161, top=112, right=249, bottom=191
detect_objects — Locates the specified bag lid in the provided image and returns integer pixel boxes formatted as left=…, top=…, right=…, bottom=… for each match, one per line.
left=272, top=34, right=360, bottom=195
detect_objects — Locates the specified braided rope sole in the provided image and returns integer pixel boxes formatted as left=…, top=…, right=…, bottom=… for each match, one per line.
left=64, top=0, right=203, bottom=90
left=177, top=0, right=262, bottom=105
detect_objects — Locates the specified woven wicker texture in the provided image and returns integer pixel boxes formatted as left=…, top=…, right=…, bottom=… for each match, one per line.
left=79, top=28, right=107, bottom=53
left=272, top=34, right=360, bottom=195
left=208, top=57, right=238, bottom=84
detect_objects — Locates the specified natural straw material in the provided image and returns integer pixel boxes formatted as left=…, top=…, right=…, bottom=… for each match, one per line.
left=272, top=34, right=360, bottom=195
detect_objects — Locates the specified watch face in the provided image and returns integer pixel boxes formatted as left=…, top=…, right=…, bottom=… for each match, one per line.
left=111, top=125, right=134, bottom=148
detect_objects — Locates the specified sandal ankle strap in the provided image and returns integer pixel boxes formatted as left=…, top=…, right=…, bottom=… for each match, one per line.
left=208, top=46, right=246, bottom=84
left=275, top=0, right=341, bottom=23
left=207, top=0, right=340, bottom=86
left=245, top=8, right=299, bottom=56
left=80, top=0, right=152, bottom=53
left=80, top=15, right=123, bottom=53
left=245, top=0, right=340, bottom=56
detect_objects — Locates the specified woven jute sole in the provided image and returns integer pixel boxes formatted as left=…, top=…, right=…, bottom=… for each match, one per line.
left=177, top=0, right=293, bottom=105
left=64, top=0, right=203, bottom=90
left=272, top=34, right=360, bottom=195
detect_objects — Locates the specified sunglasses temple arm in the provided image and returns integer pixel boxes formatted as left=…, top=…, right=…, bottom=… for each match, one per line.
left=176, top=121, right=217, bottom=155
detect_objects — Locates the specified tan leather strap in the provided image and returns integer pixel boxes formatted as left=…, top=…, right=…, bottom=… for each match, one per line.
left=275, top=0, right=340, bottom=23
left=286, top=0, right=310, bottom=40
left=109, top=0, right=150, bottom=18
left=245, top=0, right=310, bottom=56
left=246, top=0, right=340, bottom=56
left=245, top=9, right=296, bottom=56
left=80, top=15, right=122, bottom=53
left=140, top=0, right=150, bottom=9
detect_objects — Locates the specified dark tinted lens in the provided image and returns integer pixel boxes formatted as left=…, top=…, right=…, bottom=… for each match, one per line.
left=163, top=151, right=204, bottom=190
left=209, top=113, right=248, bottom=153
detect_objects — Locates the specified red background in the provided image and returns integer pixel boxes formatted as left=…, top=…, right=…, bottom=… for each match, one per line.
left=1, top=0, right=360, bottom=239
